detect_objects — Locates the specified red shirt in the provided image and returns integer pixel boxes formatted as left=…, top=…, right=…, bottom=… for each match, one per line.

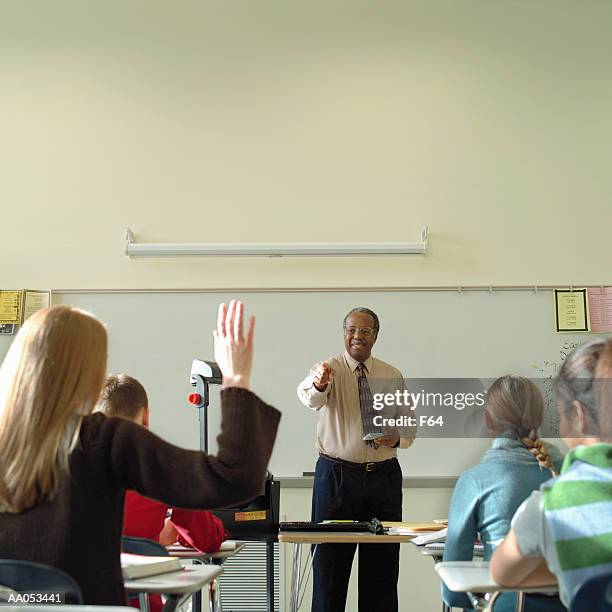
left=123, top=491, right=229, bottom=611
left=123, top=491, right=229, bottom=553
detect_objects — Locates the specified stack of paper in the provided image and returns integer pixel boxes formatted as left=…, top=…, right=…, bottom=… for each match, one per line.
left=383, top=522, right=447, bottom=536
left=121, top=553, right=182, bottom=579
left=422, top=542, right=446, bottom=553
left=421, top=540, right=484, bottom=557
left=412, top=527, right=448, bottom=545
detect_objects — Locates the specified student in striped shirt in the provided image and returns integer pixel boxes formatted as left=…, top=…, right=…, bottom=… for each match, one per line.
left=491, top=338, right=612, bottom=608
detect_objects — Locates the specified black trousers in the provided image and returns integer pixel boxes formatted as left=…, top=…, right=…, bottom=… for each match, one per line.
left=311, top=455, right=403, bottom=612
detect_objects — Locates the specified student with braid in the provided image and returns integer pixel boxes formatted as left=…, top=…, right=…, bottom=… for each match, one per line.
left=443, top=375, right=564, bottom=612
left=491, top=339, right=612, bottom=609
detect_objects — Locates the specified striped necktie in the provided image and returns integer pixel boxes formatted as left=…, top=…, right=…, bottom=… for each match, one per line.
left=356, top=363, right=378, bottom=448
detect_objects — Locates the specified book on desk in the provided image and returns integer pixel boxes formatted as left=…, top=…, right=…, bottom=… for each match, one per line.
left=121, top=553, right=182, bottom=579
left=384, top=522, right=447, bottom=537
left=411, top=527, right=448, bottom=544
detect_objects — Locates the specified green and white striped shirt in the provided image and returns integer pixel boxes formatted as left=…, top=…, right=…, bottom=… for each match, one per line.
left=512, top=443, right=612, bottom=607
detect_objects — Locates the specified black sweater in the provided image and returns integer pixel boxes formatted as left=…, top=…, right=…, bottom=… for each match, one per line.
left=0, top=388, right=281, bottom=604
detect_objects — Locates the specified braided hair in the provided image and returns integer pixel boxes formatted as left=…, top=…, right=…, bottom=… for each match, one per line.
left=521, top=430, right=558, bottom=476
left=486, top=375, right=557, bottom=476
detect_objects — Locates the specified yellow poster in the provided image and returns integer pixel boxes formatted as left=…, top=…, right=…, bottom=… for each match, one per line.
left=554, top=288, right=589, bottom=332
left=0, top=290, right=22, bottom=325
left=22, top=290, right=51, bottom=322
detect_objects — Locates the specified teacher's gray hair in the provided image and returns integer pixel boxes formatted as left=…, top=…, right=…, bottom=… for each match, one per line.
left=343, top=307, right=380, bottom=334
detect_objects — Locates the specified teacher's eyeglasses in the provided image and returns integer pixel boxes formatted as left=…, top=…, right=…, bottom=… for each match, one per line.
left=344, top=326, right=376, bottom=337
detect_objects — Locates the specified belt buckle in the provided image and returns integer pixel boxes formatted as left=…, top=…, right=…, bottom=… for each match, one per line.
left=365, top=462, right=375, bottom=472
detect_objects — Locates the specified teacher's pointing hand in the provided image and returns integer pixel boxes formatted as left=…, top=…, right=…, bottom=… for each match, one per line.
left=313, top=362, right=333, bottom=392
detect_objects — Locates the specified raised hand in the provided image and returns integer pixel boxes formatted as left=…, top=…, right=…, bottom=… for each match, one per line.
left=213, top=300, right=255, bottom=390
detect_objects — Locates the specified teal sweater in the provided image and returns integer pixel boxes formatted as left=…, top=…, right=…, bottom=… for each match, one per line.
left=442, top=433, right=563, bottom=612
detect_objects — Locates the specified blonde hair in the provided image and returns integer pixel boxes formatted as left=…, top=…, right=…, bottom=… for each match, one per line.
left=486, top=375, right=557, bottom=475
left=521, top=434, right=558, bottom=477
left=98, top=374, right=148, bottom=422
left=0, top=305, right=107, bottom=513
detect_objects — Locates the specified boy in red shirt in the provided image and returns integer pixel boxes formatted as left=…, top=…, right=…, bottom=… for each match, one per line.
left=97, top=374, right=229, bottom=552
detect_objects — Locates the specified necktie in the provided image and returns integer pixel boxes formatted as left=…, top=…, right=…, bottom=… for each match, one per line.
left=357, top=363, right=378, bottom=448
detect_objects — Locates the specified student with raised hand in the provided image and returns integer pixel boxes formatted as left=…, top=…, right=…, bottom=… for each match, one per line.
left=443, top=376, right=565, bottom=612
left=490, top=339, right=612, bottom=609
left=0, top=300, right=280, bottom=606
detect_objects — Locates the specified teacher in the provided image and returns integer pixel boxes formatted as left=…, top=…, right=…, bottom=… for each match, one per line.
left=297, top=307, right=415, bottom=612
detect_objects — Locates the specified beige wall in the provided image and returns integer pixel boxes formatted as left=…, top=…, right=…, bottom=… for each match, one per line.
left=2, top=4, right=610, bottom=608
left=280, top=486, right=453, bottom=611
left=2, top=1, right=611, bottom=290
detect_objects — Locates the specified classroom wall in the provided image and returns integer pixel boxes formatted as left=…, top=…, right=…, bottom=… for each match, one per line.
left=2, top=1, right=612, bottom=290
left=2, top=3, right=611, bottom=611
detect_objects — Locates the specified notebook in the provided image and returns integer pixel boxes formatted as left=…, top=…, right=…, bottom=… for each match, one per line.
left=383, top=522, right=447, bottom=536
left=412, top=527, right=448, bottom=545
left=121, top=553, right=182, bottom=580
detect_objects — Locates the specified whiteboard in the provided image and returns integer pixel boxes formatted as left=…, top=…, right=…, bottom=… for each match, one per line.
left=0, top=289, right=605, bottom=477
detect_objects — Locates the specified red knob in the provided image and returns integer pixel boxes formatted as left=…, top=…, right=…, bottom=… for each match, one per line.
left=188, top=393, right=202, bottom=405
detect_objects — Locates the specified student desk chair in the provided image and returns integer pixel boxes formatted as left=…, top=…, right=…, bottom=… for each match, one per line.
left=0, top=559, right=83, bottom=605
left=435, top=560, right=558, bottom=612
left=122, top=536, right=169, bottom=611
left=124, top=564, right=222, bottom=612
left=570, top=571, right=612, bottom=612
left=414, top=542, right=485, bottom=612
left=166, top=541, right=247, bottom=612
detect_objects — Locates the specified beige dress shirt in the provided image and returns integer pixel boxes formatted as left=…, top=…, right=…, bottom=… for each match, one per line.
left=297, top=351, right=415, bottom=464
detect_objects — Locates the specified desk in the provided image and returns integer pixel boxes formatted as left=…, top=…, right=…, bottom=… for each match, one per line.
left=124, top=564, right=222, bottom=612
left=278, top=531, right=416, bottom=612
left=435, top=561, right=558, bottom=612
left=167, top=542, right=247, bottom=562
left=166, top=542, right=247, bottom=612
left=417, top=541, right=485, bottom=562
left=412, top=542, right=484, bottom=612
left=278, top=531, right=416, bottom=545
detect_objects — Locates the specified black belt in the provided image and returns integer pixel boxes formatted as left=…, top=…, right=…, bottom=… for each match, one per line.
left=319, top=453, right=397, bottom=472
